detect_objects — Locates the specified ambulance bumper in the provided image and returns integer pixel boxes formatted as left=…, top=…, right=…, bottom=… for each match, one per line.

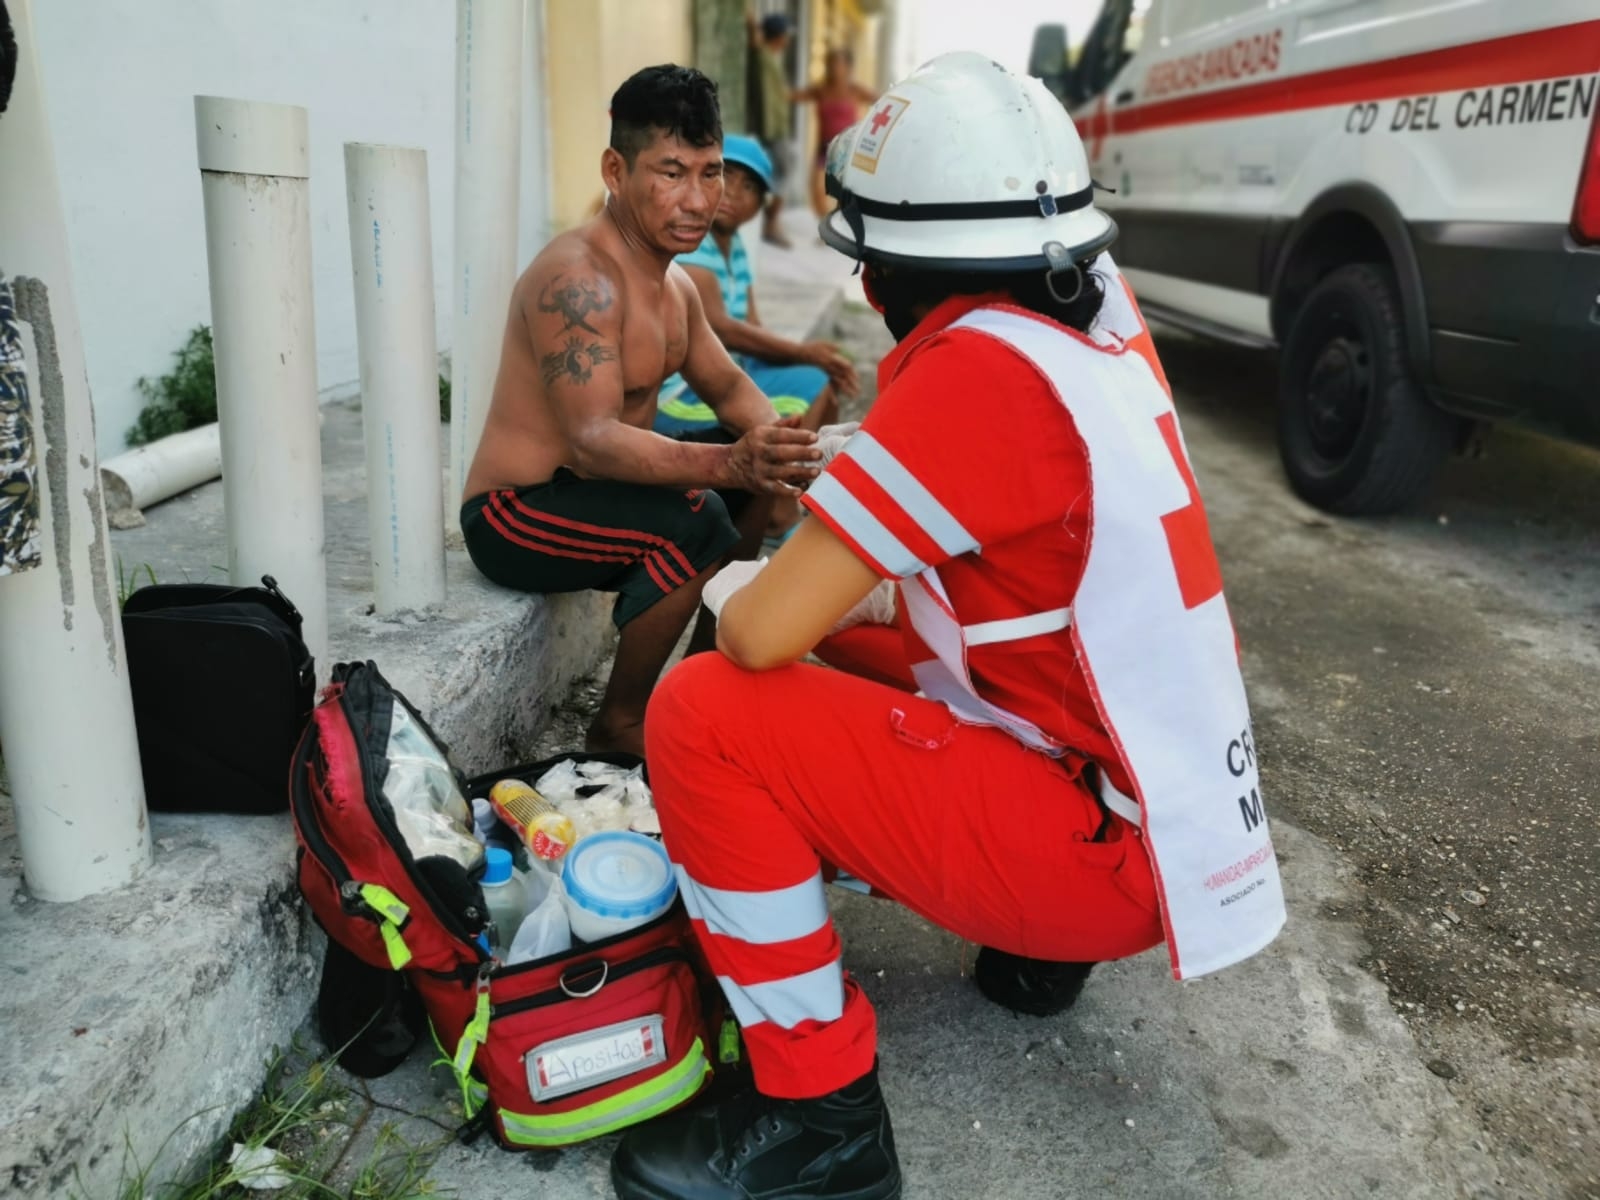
left=1414, top=222, right=1600, bottom=443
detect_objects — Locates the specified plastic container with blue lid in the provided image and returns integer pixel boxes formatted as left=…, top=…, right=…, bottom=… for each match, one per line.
left=560, top=831, right=677, bottom=942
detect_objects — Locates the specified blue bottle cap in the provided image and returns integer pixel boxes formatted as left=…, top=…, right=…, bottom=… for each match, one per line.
left=483, top=845, right=513, bottom=886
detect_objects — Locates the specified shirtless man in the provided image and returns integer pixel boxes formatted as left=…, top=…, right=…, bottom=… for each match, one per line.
left=461, top=64, right=820, bottom=758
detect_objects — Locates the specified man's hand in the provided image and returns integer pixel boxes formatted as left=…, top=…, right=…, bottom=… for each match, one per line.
left=803, top=341, right=860, bottom=397
left=724, top=416, right=822, bottom=495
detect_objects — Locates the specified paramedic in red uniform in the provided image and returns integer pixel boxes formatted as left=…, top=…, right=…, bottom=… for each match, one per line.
left=611, top=53, right=1287, bottom=1200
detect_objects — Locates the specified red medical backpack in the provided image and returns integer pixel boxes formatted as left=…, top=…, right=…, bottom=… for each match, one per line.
left=289, top=660, right=728, bottom=1148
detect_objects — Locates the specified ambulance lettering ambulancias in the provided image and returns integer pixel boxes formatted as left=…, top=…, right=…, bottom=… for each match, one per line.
left=810, top=257, right=1286, bottom=980
left=1107, top=21, right=1598, bottom=139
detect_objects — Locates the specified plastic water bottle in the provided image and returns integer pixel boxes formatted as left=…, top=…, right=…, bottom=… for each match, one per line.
left=481, top=846, right=529, bottom=956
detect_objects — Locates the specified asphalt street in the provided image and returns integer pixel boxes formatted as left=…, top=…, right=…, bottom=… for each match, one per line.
left=1160, top=328, right=1600, bottom=1198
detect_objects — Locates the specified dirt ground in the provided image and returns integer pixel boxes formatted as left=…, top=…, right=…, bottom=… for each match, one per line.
left=1132, top=327, right=1598, bottom=1199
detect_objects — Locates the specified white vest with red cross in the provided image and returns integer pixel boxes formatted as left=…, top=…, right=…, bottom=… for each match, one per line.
left=896, top=257, right=1286, bottom=981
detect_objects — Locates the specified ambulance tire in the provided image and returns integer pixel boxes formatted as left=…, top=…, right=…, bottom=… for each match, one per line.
left=1278, top=263, right=1452, bottom=516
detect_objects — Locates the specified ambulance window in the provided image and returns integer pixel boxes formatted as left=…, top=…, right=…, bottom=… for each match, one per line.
left=1123, top=0, right=1153, bottom=59
left=1072, top=0, right=1137, bottom=104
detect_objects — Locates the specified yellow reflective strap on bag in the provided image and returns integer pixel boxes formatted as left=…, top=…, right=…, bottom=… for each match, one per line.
left=495, top=1039, right=712, bottom=1147
left=448, top=980, right=493, bottom=1115
left=718, top=1018, right=741, bottom=1065
left=358, top=883, right=413, bottom=969
left=358, top=883, right=409, bottom=924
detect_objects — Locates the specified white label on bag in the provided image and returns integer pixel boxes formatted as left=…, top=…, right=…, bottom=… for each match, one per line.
left=526, top=1015, right=667, bottom=1101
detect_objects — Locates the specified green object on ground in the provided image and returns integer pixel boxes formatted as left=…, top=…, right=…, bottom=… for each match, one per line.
left=126, top=326, right=217, bottom=447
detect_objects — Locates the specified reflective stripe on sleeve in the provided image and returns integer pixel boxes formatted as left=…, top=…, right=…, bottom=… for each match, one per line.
left=806, top=473, right=928, bottom=577
left=674, top=868, right=831, bottom=946
left=843, top=432, right=978, bottom=560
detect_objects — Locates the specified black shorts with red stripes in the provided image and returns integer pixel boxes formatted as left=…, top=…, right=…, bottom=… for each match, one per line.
left=461, top=469, right=739, bottom=627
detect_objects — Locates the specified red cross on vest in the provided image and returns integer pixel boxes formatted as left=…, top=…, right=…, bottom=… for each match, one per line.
left=869, top=103, right=895, bottom=135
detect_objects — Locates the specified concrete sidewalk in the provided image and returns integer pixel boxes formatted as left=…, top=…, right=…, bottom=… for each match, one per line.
left=0, top=211, right=850, bottom=1200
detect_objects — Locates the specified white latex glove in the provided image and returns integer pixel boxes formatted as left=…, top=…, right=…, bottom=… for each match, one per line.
left=815, top=421, right=861, bottom=468
left=701, top=557, right=768, bottom=619
left=830, top=578, right=898, bottom=634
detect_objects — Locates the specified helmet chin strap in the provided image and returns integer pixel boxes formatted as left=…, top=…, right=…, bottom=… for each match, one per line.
left=827, top=174, right=869, bottom=275
left=1042, top=241, right=1083, bottom=305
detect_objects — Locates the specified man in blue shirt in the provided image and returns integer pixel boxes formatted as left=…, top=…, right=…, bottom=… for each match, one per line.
left=655, top=135, right=857, bottom=439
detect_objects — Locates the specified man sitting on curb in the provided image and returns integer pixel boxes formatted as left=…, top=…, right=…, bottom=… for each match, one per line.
left=460, top=66, right=820, bottom=759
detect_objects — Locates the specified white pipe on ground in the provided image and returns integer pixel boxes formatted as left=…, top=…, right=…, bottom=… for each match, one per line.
left=448, top=0, right=524, bottom=518
left=343, top=143, right=447, bottom=615
left=0, top=0, right=151, bottom=901
left=99, top=423, right=222, bottom=528
left=194, top=96, right=328, bottom=672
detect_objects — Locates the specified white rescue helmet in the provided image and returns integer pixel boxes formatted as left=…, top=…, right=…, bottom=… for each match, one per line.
left=821, top=51, right=1116, bottom=280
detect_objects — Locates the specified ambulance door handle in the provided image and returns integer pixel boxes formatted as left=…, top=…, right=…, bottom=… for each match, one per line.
left=1115, top=89, right=1136, bottom=106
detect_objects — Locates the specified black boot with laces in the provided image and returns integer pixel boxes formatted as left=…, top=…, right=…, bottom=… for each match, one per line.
left=610, top=1064, right=901, bottom=1200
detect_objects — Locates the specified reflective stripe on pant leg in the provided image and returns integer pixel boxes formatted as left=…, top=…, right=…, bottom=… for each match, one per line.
left=673, top=859, right=872, bottom=1096
left=675, top=866, right=845, bottom=1027
left=717, top=960, right=846, bottom=1028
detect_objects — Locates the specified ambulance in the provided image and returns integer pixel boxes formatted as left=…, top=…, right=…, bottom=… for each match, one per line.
left=1027, top=1, right=1600, bottom=514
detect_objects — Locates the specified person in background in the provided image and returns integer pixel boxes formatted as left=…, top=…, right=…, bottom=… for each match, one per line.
left=655, top=134, right=858, bottom=537
left=749, top=10, right=796, bottom=248
left=797, top=46, right=876, bottom=217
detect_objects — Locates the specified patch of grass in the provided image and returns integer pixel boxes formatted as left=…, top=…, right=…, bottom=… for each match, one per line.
left=115, top=561, right=235, bottom=606
left=116, top=559, right=159, bottom=607
left=92, top=1042, right=453, bottom=1200
left=127, top=326, right=218, bottom=447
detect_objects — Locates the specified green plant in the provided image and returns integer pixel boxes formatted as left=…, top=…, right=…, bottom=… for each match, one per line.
left=93, top=1040, right=454, bottom=1200
left=116, top=559, right=158, bottom=606
left=437, top=374, right=451, bottom=424
left=127, top=326, right=218, bottom=447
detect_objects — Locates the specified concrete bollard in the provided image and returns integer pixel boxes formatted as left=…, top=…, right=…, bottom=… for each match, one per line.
left=0, top=0, right=151, bottom=901
left=343, top=143, right=447, bottom=615
left=449, top=0, right=524, bottom=520
left=194, top=96, right=329, bottom=673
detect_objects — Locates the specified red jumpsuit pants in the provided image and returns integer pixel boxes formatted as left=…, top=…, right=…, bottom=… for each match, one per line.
left=645, top=628, right=1165, bottom=1100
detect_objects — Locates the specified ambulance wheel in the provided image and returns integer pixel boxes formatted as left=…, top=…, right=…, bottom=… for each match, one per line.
left=1277, top=263, right=1452, bottom=515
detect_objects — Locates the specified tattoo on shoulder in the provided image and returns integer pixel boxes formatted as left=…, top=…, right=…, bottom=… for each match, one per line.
left=537, top=272, right=616, bottom=335
left=541, top=335, right=618, bottom=388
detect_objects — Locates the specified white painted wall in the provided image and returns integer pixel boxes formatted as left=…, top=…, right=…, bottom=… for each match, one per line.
left=896, top=0, right=1103, bottom=76
left=35, top=0, right=551, bottom=461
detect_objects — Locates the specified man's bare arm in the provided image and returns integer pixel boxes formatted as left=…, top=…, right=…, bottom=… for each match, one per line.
left=536, top=258, right=818, bottom=493
left=534, top=259, right=737, bottom=488
left=675, top=270, right=785, bottom=435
